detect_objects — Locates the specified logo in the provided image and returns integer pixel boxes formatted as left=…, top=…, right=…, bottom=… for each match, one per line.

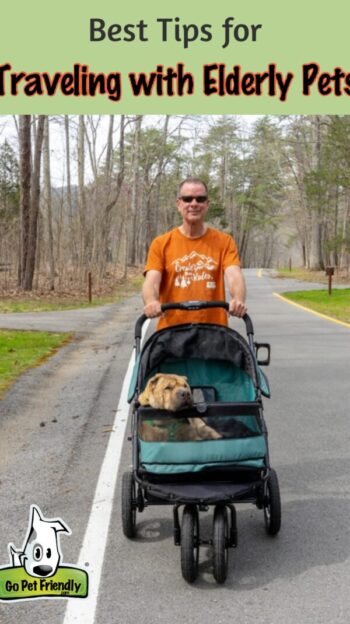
left=0, top=505, right=88, bottom=602
left=172, top=251, right=217, bottom=288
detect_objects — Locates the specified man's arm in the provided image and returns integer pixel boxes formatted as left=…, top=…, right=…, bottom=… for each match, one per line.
left=142, top=270, right=163, bottom=318
left=224, top=265, right=247, bottom=318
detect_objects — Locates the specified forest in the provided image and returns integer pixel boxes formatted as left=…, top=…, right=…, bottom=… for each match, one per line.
left=0, top=114, right=349, bottom=294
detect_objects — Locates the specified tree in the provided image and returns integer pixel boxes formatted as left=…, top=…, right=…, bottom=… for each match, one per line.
left=282, top=116, right=313, bottom=267
left=308, top=116, right=328, bottom=270
left=238, top=118, right=284, bottom=266
left=197, top=116, right=242, bottom=228
left=18, top=115, right=31, bottom=287
left=22, top=115, right=45, bottom=291
left=43, top=116, right=55, bottom=290
left=2, top=114, right=349, bottom=293
left=0, top=140, right=19, bottom=220
left=128, top=115, right=143, bottom=266
left=98, top=115, right=126, bottom=277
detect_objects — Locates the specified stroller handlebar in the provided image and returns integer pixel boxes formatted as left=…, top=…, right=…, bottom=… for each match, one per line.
left=134, top=301, right=254, bottom=341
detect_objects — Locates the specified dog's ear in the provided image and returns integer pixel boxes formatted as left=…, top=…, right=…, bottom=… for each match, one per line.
left=174, top=374, right=189, bottom=386
left=138, top=374, right=162, bottom=405
left=138, top=388, right=149, bottom=405
left=148, top=373, right=163, bottom=387
left=174, top=373, right=188, bottom=382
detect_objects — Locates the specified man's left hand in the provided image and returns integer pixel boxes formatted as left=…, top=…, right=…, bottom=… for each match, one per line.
left=228, top=299, right=247, bottom=318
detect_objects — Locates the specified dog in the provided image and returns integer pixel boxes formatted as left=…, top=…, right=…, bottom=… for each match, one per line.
left=138, top=373, right=221, bottom=441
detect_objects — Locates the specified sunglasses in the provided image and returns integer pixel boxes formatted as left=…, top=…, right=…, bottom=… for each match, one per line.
left=179, top=195, right=208, bottom=203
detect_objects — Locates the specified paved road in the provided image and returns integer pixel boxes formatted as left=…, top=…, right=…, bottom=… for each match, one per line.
left=0, top=302, right=123, bottom=333
left=0, top=271, right=349, bottom=624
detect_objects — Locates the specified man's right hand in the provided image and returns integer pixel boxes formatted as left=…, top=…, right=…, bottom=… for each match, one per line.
left=143, top=301, right=162, bottom=318
left=142, top=270, right=163, bottom=318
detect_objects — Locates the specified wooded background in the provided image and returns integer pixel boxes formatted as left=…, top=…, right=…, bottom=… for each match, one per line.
left=0, top=115, right=349, bottom=293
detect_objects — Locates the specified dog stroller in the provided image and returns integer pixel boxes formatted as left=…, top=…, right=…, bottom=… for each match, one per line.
left=122, top=301, right=281, bottom=584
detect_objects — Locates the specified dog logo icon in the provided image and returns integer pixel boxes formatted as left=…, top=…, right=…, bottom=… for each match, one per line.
left=0, top=504, right=88, bottom=602
left=8, top=505, right=70, bottom=578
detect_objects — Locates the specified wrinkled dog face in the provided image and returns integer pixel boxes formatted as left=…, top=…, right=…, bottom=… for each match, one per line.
left=138, top=373, right=193, bottom=411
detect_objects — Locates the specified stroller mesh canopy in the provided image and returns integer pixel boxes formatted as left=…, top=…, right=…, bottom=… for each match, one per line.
left=138, top=323, right=259, bottom=393
left=159, top=358, right=255, bottom=403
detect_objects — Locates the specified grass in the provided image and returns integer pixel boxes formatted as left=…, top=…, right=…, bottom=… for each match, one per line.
left=0, top=330, right=72, bottom=398
left=276, top=267, right=348, bottom=285
left=280, top=289, right=350, bottom=324
left=0, top=273, right=143, bottom=398
left=0, top=275, right=144, bottom=313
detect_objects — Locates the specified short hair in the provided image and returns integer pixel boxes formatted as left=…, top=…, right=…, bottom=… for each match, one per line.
left=177, top=178, right=208, bottom=197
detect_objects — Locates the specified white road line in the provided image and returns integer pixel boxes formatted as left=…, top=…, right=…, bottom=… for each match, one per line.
left=63, top=320, right=150, bottom=624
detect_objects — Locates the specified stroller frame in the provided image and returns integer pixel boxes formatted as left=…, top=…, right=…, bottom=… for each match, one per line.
left=122, top=301, right=281, bottom=584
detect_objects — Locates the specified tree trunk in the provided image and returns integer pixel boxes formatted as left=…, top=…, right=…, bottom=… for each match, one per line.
left=340, top=187, right=350, bottom=269
left=23, top=115, right=45, bottom=291
left=151, top=115, right=170, bottom=244
left=129, top=115, right=143, bottom=265
left=309, top=116, right=325, bottom=270
left=18, top=115, right=31, bottom=288
left=105, top=114, right=114, bottom=190
left=77, top=115, right=87, bottom=273
left=100, top=115, right=126, bottom=276
left=43, top=116, right=55, bottom=290
left=64, top=115, right=77, bottom=265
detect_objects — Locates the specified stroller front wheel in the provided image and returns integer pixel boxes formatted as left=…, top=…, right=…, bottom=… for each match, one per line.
left=180, top=505, right=199, bottom=583
left=213, top=505, right=229, bottom=583
left=264, top=468, right=281, bottom=536
left=121, top=471, right=137, bottom=538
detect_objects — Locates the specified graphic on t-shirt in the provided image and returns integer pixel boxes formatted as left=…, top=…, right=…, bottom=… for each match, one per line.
left=172, top=251, right=217, bottom=289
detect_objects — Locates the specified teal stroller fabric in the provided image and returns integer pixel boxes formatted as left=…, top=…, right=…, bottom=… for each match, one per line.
left=133, top=323, right=269, bottom=475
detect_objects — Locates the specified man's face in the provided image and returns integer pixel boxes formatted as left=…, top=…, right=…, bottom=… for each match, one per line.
left=176, top=182, right=209, bottom=225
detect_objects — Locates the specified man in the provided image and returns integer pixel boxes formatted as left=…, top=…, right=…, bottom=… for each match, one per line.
left=142, top=178, right=247, bottom=329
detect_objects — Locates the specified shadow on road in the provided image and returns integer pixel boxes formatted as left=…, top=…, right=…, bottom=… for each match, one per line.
left=128, top=457, right=350, bottom=590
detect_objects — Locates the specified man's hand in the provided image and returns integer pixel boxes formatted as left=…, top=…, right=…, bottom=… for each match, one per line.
left=143, top=300, right=162, bottom=318
left=225, top=266, right=247, bottom=318
left=228, top=298, right=247, bottom=318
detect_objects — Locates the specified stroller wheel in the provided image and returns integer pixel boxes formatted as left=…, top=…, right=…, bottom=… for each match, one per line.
left=264, top=468, right=281, bottom=536
left=121, top=471, right=137, bottom=538
left=181, top=505, right=199, bottom=583
left=213, top=505, right=229, bottom=584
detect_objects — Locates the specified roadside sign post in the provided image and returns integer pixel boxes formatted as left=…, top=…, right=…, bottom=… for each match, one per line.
left=88, top=272, right=92, bottom=303
left=325, top=266, right=334, bottom=295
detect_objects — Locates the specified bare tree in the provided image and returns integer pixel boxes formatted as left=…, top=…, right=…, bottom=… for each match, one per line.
left=18, top=115, right=31, bottom=287
left=64, top=115, right=77, bottom=265
left=309, top=116, right=325, bottom=270
left=102, top=115, right=126, bottom=273
left=22, top=115, right=45, bottom=290
left=43, top=116, right=55, bottom=290
left=129, top=115, right=143, bottom=265
left=4, top=114, right=349, bottom=296
left=77, top=115, right=87, bottom=273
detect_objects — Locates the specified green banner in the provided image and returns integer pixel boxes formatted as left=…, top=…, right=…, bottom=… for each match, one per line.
left=1, top=0, right=350, bottom=112
left=0, top=566, right=88, bottom=601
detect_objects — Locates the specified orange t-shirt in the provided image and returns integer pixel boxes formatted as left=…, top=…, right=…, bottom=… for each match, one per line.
left=144, top=227, right=240, bottom=329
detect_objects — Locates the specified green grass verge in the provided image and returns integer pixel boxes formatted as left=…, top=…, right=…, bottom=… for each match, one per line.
left=281, top=289, right=350, bottom=324
left=277, top=267, right=321, bottom=279
left=277, top=267, right=348, bottom=285
left=0, top=330, right=72, bottom=398
left=0, top=276, right=143, bottom=313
